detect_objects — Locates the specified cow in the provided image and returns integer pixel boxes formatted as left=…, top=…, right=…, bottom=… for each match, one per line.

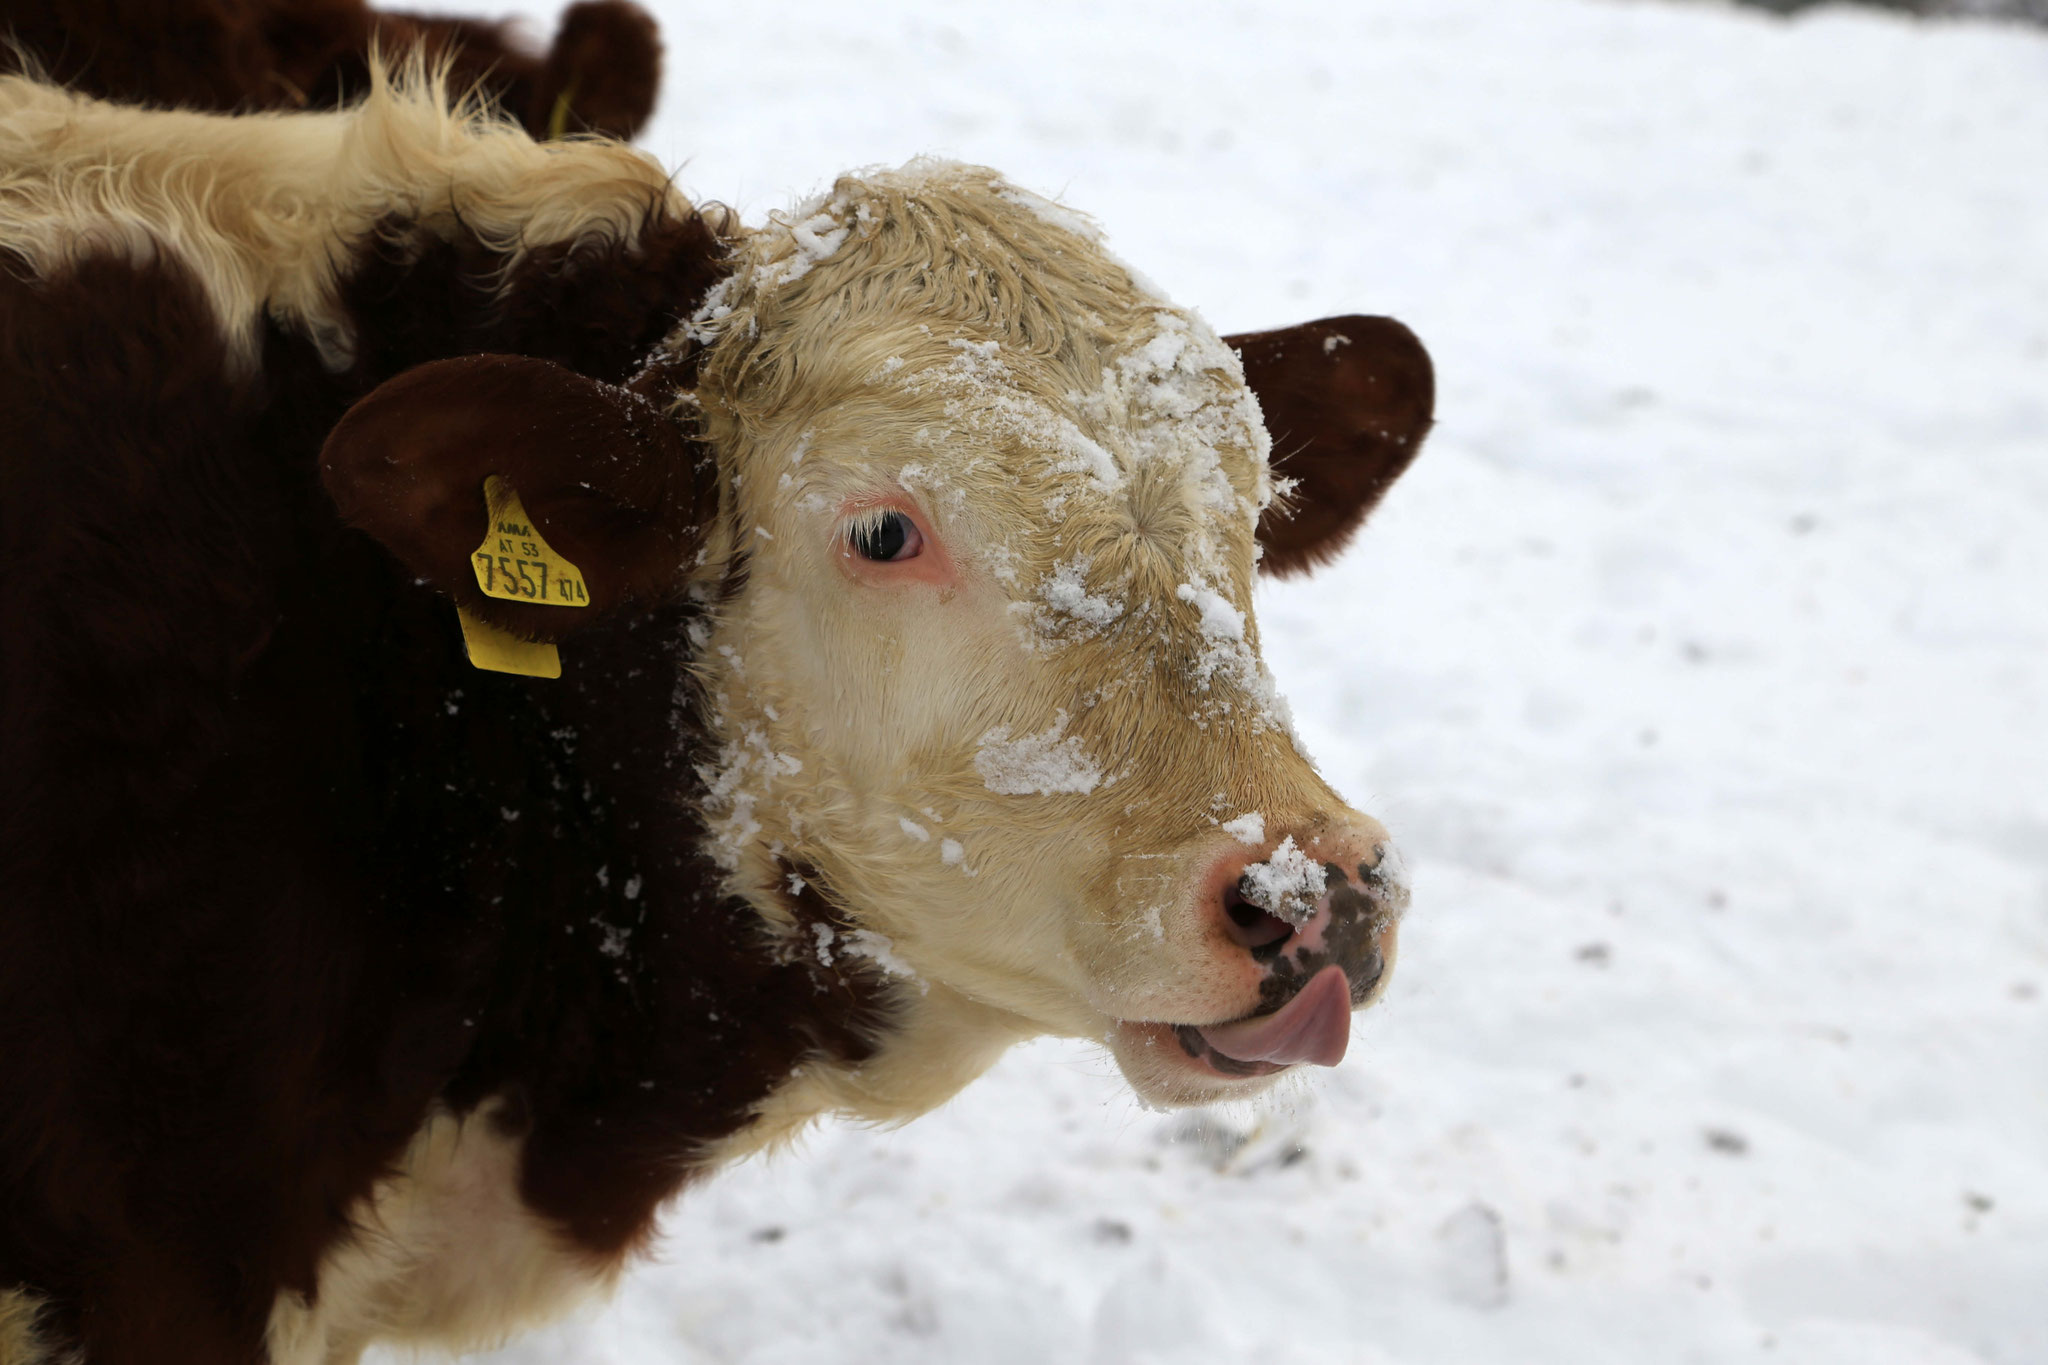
left=0, top=55, right=1434, bottom=1365
left=0, top=0, right=662, bottom=141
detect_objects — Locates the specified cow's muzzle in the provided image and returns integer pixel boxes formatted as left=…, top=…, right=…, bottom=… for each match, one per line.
left=1175, top=848, right=1406, bottom=1075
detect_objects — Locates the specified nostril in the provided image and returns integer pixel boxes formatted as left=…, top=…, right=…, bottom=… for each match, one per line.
left=1224, top=889, right=1294, bottom=959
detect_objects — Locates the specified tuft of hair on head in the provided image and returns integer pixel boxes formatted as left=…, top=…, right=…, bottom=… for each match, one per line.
left=689, top=160, right=1161, bottom=446
left=0, top=1288, right=68, bottom=1365
left=361, top=38, right=507, bottom=133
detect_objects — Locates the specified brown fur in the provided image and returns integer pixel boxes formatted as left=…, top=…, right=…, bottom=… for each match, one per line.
left=0, top=74, right=799, bottom=1363
left=319, top=353, right=714, bottom=637
left=0, top=222, right=893, bottom=1362
left=1229, top=315, right=1436, bottom=576
left=0, top=0, right=661, bottom=140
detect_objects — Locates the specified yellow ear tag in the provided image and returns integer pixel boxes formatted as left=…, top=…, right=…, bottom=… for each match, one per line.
left=457, top=475, right=590, bottom=678
left=546, top=84, right=579, bottom=141
left=456, top=607, right=562, bottom=678
left=472, top=475, right=592, bottom=608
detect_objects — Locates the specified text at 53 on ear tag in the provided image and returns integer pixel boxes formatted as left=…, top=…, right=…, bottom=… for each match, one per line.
left=457, top=475, right=589, bottom=678
left=472, top=475, right=591, bottom=608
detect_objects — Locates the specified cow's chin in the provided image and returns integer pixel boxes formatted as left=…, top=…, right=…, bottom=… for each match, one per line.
left=1104, top=1019, right=1294, bottom=1108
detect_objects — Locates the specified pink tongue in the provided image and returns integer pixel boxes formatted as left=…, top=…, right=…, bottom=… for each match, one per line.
left=1197, top=965, right=1352, bottom=1068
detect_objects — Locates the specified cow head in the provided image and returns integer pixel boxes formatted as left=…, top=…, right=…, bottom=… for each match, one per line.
left=322, top=160, right=1433, bottom=1112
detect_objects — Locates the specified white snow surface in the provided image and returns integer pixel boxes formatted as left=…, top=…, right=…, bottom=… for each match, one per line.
left=1221, top=812, right=1267, bottom=845
left=382, top=2, right=2047, bottom=1362
left=1176, top=582, right=1246, bottom=644
left=1037, top=556, right=1126, bottom=633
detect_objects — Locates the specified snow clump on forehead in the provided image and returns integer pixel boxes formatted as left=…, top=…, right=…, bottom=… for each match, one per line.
left=682, top=158, right=1266, bottom=477
left=683, top=158, right=1148, bottom=412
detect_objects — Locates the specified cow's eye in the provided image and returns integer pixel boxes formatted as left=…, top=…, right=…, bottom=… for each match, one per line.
left=849, top=510, right=922, bottom=562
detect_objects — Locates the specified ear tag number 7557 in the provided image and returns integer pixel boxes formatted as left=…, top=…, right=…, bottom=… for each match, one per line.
left=471, top=475, right=590, bottom=607
left=456, top=475, right=589, bottom=679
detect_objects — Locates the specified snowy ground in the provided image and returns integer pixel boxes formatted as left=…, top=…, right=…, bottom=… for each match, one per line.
left=374, top=1, right=2048, bottom=1361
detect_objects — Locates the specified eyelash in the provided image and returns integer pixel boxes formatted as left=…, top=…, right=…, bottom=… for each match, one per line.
left=846, top=508, right=923, bottom=563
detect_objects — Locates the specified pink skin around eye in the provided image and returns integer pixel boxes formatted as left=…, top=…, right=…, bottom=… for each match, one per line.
left=836, top=495, right=958, bottom=589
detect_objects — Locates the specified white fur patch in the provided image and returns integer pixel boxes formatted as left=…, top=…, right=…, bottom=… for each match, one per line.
left=0, top=1289, right=70, bottom=1365
left=0, top=63, right=686, bottom=373
left=265, top=1102, right=612, bottom=1365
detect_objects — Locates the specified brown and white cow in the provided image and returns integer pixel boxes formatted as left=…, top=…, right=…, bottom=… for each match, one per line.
left=0, top=58, right=1433, bottom=1365
left=0, top=0, right=664, bottom=141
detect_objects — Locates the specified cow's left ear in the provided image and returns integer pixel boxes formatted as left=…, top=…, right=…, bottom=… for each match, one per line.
left=320, top=353, right=711, bottom=641
left=1228, top=315, right=1435, bottom=577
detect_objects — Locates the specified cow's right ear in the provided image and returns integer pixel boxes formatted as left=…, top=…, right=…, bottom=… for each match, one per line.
left=1229, top=315, right=1435, bottom=578
left=320, top=353, right=712, bottom=641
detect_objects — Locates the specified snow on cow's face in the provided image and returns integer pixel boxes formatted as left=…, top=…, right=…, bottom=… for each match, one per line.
left=686, top=162, right=1407, bottom=1112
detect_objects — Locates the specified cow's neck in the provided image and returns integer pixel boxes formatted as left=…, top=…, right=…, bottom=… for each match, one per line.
left=346, top=594, right=840, bottom=1255
left=703, top=863, right=1032, bottom=1164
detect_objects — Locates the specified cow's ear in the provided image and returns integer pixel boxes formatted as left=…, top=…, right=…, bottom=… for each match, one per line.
left=534, top=0, right=664, bottom=139
left=319, top=353, right=710, bottom=641
left=1229, top=315, right=1435, bottom=578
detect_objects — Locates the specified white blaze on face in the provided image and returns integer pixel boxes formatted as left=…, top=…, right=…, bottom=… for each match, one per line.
left=679, top=159, right=1372, bottom=1110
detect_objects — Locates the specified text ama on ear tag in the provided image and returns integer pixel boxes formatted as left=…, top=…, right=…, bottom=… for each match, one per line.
left=472, top=475, right=591, bottom=608
left=458, top=475, right=589, bottom=678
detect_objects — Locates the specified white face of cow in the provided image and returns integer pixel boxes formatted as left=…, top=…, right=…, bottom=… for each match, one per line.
left=685, top=162, right=1408, bottom=1108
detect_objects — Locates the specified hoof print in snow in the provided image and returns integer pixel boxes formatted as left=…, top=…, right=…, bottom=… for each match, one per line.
left=1163, top=1111, right=1313, bottom=1176
left=1437, top=1201, right=1510, bottom=1310
left=1092, top=1217, right=1136, bottom=1246
left=1162, top=1113, right=1249, bottom=1170
left=1703, top=1127, right=1750, bottom=1157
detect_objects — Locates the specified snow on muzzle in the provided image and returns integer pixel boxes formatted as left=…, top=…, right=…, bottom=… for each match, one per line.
left=1176, top=841, right=1409, bottom=1076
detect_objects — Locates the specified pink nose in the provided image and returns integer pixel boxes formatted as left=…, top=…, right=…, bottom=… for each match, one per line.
left=1193, top=835, right=1406, bottom=1070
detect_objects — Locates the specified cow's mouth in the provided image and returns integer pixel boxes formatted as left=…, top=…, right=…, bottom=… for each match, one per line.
left=1103, top=846, right=1402, bottom=1102
left=1170, top=1025, right=1291, bottom=1078
left=1127, top=961, right=1361, bottom=1081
